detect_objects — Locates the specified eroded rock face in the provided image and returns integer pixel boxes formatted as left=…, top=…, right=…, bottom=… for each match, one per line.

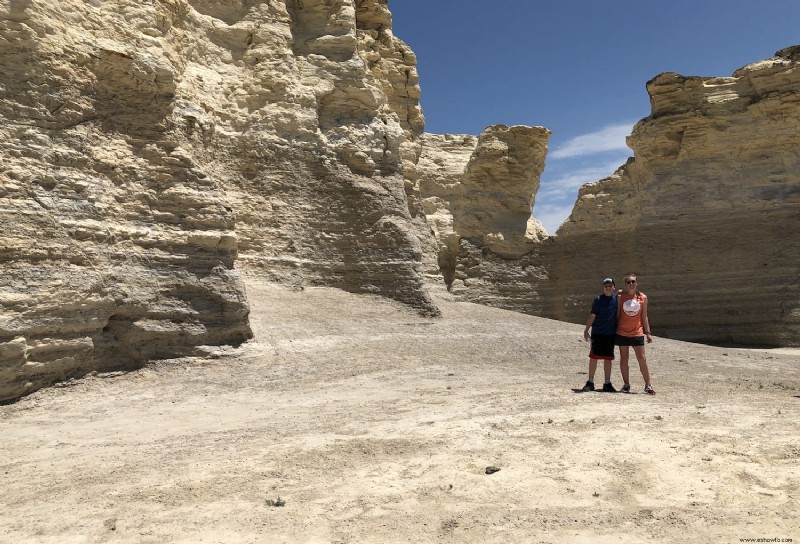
left=415, top=125, right=552, bottom=311
left=2, top=1, right=797, bottom=403
left=552, top=46, right=800, bottom=345
left=0, top=0, right=255, bottom=401
left=0, top=0, right=434, bottom=401
left=414, top=132, right=478, bottom=285
left=225, top=0, right=436, bottom=314
left=419, top=47, right=800, bottom=347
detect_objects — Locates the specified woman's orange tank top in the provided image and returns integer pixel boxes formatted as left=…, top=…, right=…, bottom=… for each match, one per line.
left=617, top=292, right=646, bottom=337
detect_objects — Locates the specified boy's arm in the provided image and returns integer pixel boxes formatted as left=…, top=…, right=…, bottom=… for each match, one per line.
left=584, top=314, right=595, bottom=341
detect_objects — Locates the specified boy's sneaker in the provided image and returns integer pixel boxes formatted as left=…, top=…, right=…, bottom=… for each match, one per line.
left=621, top=383, right=631, bottom=393
left=601, top=383, right=617, bottom=393
left=581, top=381, right=595, bottom=392
left=644, top=384, right=656, bottom=395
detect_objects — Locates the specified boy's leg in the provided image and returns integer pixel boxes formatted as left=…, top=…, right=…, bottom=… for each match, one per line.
left=588, top=358, right=598, bottom=382
left=581, top=359, right=598, bottom=391
left=603, top=359, right=613, bottom=382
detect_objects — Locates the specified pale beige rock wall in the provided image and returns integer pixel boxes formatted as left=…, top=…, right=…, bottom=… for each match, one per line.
left=415, top=125, right=551, bottom=311
left=0, top=0, right=255, bottom=402
left=0, top=0, right=435, bottom=401
left=415, top=47, right=800, bottom=347
left=551, top=46, right=800, bottom=346
left=3, top=1, right=797, bottom=403
left=223, top=0, right=436, bottom=314
left=414, top=132, right=478, bottom=285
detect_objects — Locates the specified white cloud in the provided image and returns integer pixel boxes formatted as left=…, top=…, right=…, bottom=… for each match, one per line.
left=532, top=202, right=576, bottom=235
left=531, top=122, right=636, bottom=234
left=550, top=123, right=634, bottom=160
left=538, top=158, right=626, bottom=201
left=534, top=156, right=629, bottom=234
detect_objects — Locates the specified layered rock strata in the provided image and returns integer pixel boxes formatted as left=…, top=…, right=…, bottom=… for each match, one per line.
left=422, top=47, right=800, bottom=347
left=551, top=46, right=800, bottom=346
left=0, top=0, right=255, bottom=402
left=2, top=2, right=798, bottom=403
left=0, top=0, right=434, bottom=401
left=226, top=0, right=435, bottom=314
left=415, top=125, right=551, bottom=312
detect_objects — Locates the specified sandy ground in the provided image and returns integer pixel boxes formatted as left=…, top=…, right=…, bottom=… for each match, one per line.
left=2, top=278, right=799, bottom=544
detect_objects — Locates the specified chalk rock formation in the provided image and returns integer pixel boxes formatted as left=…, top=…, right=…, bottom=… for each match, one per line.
left=0, top=0, right=434, bottom=401
left=225, top=0, right=435, bottom=314
left=3, top=0, right=797, bottom=404
left=414, top=47, right=800, bottom=347
left=415, top=125, right=552, bottom=311
left=0, top=0, right=254, bottom=402
left=551, top=46, right=800, bottom=345
left=414, top=132, right=478, bottom=284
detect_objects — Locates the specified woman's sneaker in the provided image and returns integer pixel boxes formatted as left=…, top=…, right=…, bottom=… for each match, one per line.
left=644, top=384, right=656, bottom=395
left=621, top=383, right=631, bottom=393
left=581, top=381, right=595, bottom=392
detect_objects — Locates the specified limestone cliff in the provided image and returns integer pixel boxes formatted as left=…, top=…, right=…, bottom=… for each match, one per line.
left=222, top=0, right=435, bottom=313
left=415, top=126, right=551, bottom=312
left=0, top=0, right=254, bottom=402
left=0, top=0, right=434, bottom=402
left=552, top=46, right=800, bottom=345
left=2, top=1, right=798, bottom=403
left=419, top=46, right=800, bottom=347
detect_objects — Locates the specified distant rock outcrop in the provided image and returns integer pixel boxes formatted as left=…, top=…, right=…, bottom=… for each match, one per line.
left=414, top=126, right=552, bottom=313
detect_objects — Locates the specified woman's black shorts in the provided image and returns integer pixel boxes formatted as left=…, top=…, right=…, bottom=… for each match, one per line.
left=615, top=334, right=645, bottom=347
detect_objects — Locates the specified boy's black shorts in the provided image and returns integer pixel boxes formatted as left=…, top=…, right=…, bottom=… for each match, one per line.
left=589, top=334, right=615, bottom=360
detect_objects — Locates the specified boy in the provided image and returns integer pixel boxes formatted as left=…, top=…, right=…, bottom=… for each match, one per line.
left=581, top=277, right=618, bottom=392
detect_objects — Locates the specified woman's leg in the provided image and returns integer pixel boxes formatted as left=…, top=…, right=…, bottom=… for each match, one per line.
left=619, top=346, right=630, bottom=385
left=632, top=345, right=650, bottom=384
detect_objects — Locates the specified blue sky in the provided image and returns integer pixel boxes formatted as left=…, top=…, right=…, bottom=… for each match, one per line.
left=388, top=1, right=800, bottom=233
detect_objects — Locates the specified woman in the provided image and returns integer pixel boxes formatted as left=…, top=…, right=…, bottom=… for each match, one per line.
left=616, top=273, right=655, bottom=394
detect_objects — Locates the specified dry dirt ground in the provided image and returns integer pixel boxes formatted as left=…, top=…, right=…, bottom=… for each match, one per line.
left=2, top=278, right=799, bottom=544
